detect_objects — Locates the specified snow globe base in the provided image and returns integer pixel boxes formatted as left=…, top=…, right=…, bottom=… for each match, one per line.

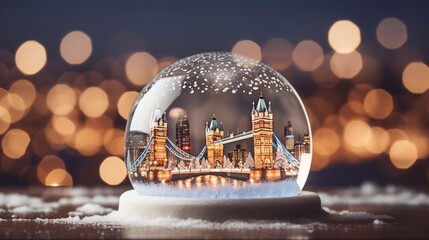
left=118, top=190, right=322, bottom=221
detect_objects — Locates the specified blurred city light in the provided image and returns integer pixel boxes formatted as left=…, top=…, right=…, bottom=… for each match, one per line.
left=99, top=156, right=127, bottom=185
left=15, top=40, right=47, bottom=75
left=292, top=40, right=324, bottom=71
left=60, top=31, right=93, bottom=64
left=328, top=20, right=361, bottom=54
left=376, top=18, right=407, bottom=49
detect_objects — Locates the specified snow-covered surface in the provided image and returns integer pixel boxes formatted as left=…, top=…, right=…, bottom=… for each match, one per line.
left=319, top=182, right=429, bottom=206
left=133, top=178, right=301, bottom=198
left=69, top=203, right=113, bottom=216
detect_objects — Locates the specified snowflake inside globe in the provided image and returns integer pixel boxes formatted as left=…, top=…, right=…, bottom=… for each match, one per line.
left=125, top=52, right=312, bottom=198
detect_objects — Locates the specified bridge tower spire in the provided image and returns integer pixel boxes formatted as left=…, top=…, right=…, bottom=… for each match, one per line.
left=205, top=114, right=224, bottom=168
left=251, top=92, right=274, bottom=169
left=148, top=106, right=168, bottom=170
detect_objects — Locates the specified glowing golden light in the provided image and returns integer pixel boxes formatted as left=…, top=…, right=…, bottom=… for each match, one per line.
left=52, top=116, right=76, bottom=136
left=376, top=18, right=407, bottom=49
left=99, top=156, right=127, bottom=185
left=311, top=153, right=330, bottom=171
left=45, top=168, right=73, bottom=187
left=60, top=31, right=92, bottom=64
left=343, top=120, right=372, bottom=148
left=389, top=140, right=417, bottom=169
left=78, top=87, right=109, bottom=118
left=1, top=129, right=30, bottom=159
left=402, top=62, right=429, bottom=94
left=117, top=91, right=138, bottom=120
left=330, top=51, right=363, bottom=78
left=366, top=127, right=390, bottom=154
left=46, top=84, right=77, bottom=115
left=313, top=128, right=340, bottom=156
left=232, top=40, right=262, bottom=62
left=363, top=89, right=394, bottom=119
left=74, top=127, right=103, bottom=156
left=262, top=38, right=293, bottom=71
left=15, top=40, right=47, bottom=75
left=328, top=20, right=361, bottom=54
left=312, top=55, right=340, bottom=88
left=37, top=155, right=65, bottom=184
left=292, top=40, right=324, bottom=71
left=0, top=106, right=11, bottom=134
left=125, top=52, right=158, bottom=86
left=9, top=80, right=36, bottom=110
left=103, top=129, right=124, bottom=156
left=0, top=93, right=26, bottom=123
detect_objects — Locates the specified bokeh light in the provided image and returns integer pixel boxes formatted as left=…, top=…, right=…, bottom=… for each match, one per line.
left=389, top=140, right=417, bottom=169
left=15, top=40, right=47, bottom=75
left=99, top=156, right=127, bottom=185
left=402, top=62, right=429, bottom=94
left=78, top=87, right=109, bottom=118
left=52, top=116, right=76, bottom=136
left=343, top=120, right=372, bottom=148
left=366, top=127, right=390, bottom=154
left=9, top=80, right=36, bottom=110
left=103, top=128, right=124, bottom=156
left=376, top=18, right=407, bottom=49
left=363, top=89, right=394, bottom=119
left=328, top=20, right=361, bottom=54
left=45, top=168, right=73, bottom=187
left=60, top=31, right=93, bottom=64
left=37, top=155, right=66, bottom=184
left=1, top=128, right=30, bottom=159
left=46, top=84, right=77, bottom=115
left=117, top=91, right=138, bottom=120
left=262, top=38, right=293, bottom=71
left=74, top=127, right=103, bottom=156
left=292, top=40, right=324, bottom=71
left=313, top=128, right=340, bottom=156
left=232, top=40, right=262, bottom=62
left=125, top=52, right=157, bottom=86
left=330, top=51, right=363, bottom=79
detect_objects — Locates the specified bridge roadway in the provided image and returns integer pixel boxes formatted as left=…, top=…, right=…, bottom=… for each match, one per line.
left=214, top=131, right=253, bottom=145
left=171, top=169, right=251, bottom=181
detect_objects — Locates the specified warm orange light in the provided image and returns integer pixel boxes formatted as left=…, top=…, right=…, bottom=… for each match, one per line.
left=402, top=62, right=429, bottom=94
left=125, top=52, right=158, bottom=86
left=74, top=127, right=103, bottom=156
left=99, top=156, right=127, bottom=185
left=78, top=87, right=109, bottom=118
left=45, top=168, right=73, bottom=187
left=328, top=20, right=361, bottom=54
left=60, top=31, right=92, bottom=64
left=9, top=80, right=36, bottom=110
left=46, top=84, right=77, bottom=115
left=376, top=18, right=407, bottom=49
left=15, top=40, right=47, bottom=75
left=389, top=140, right=417, bottom=169
left=363, top=89, right=394, bottom=119
left=52, top=116, right=76, bottom=136
left=37, top=155, right=65, bottom=184
left=0, top=105, right=11, bottom=134
left=366, top=127, right=390, bottom=154
left=103, top=129, right=124, bottom=156
left=117, top=91, right=138, bottom=120
left=292, top=40, right=324, bottom=71
left=330, top=51, right=363, bottom=79
left=232, top=40, right=262, bottom=62
left=1, top=128, right=30, bottom=159
left=313, top=128, right=340, bottom=156
left=262, top=38, right=293, bottom=71
left=343, top=120, right=372, bottom=148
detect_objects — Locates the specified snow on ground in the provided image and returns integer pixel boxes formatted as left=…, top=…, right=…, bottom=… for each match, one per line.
left=68, top=203, right=113, bottom=216
left=318, top=182, right=429, bottom=206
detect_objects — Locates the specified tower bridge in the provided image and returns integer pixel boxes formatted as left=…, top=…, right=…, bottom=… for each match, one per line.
left=129, top=93, right=300, bottom=173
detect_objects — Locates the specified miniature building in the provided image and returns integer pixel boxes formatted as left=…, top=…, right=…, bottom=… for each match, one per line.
left=303, top=132, right=311, bottom=153
left=294, top=142, right=305, bottom=161
left=148, top=106, right=168, bottom=169
left=284, top=121, right=295, bottom=154
left=205, top=114, right=224, bottom=168
left=251, top=92, right=274, bottom=169
left=175, top=113, right=191, bottom=154
left=228, top=144, right=249, bottom=168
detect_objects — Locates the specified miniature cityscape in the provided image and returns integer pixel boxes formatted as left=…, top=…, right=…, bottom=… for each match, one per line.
left=127, top=93, right=310, bottom=183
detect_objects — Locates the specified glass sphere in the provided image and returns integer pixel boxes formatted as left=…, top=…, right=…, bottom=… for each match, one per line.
left=125, top=52, right=312, bottom=198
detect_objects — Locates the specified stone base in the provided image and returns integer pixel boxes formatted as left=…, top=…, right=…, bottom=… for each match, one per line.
left=118, top=190, right=322, bottom=221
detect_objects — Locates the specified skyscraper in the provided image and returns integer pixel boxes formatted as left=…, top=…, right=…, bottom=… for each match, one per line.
left=303, top=132, right=311, bottom=153
left=175, top=113, right=191, bottom=153
left=284, top=121, right=294, bottom=153
left=228, top=144, right=249, bottom=168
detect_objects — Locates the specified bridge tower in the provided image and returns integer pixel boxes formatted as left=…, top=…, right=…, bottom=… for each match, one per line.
left=205, top=114, right=224, bottom=168
left=148, top=106, right=168, bottom=170
left=251, top=92, right=274, bottom=169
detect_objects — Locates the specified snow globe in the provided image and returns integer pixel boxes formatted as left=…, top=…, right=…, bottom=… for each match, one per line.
left=119, top=52, right=321, bottom=220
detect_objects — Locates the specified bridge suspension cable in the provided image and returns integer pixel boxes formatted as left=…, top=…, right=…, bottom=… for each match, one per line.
left=272, top=132, right=301, bottom=168
left=129, top=136, right=154, bottom=171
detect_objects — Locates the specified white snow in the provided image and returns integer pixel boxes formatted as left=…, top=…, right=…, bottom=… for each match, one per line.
left=319, top=182, right=429, bottom=206
left=70, top=203, right=113, bottom=215
left=373, top=219, right=386, bottom=225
